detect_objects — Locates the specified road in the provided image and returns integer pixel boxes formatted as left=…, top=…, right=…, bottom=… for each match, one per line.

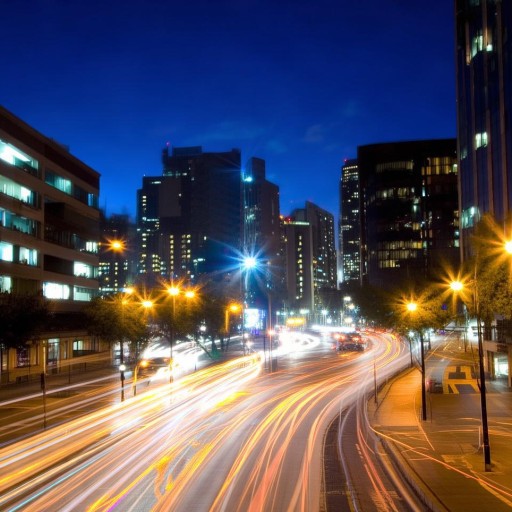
left=1, top=332, right=416, bottom=511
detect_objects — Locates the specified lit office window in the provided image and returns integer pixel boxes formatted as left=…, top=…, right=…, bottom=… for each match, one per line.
left=43, top=282, right=71, bottom=300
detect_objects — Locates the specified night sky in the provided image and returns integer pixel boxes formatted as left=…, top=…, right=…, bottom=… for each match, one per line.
left=1, top=0, right=455, bottom=222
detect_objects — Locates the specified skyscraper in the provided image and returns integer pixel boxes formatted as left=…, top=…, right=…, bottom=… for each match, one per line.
left=242, top=157, right=283, bottom=313
left=339, top=159, right=361, bottom=284
left=288, top=201, right=337, bottom=315
left=98, top=212, right=137, bottom=294
left=359, top=140, right=459, bottom=289
left=136, top=146, right=242, bottom=285
left=281, top=216, right=315, bottom=313
left=456, top=0, right=512, bottom=257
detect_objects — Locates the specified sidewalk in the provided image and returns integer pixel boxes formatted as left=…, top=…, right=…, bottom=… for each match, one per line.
left=369, top=368, right=512, bottom=511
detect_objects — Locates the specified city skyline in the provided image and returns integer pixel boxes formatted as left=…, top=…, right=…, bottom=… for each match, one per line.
left=1, top=1, right=455, bottom=220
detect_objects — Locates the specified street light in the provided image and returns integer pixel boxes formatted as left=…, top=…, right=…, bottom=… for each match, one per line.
left=448, top=278, right=491, bottom=471
left=225, top=303, right=241, bottom=335
left=241, top=256, right=258, bottom=352
left=118, top=288, right=134, bottom=367
left=166, top=284, right=196, bottom=381
left=405, top=300, right=427, bottom=421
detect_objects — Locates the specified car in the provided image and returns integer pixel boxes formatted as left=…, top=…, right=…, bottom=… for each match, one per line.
left=137, top=357, right=172, bottom=379
left=337, top=332, right=365, bottom=352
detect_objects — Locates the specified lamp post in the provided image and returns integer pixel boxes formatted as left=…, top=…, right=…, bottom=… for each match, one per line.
left=449, top=278, right=491, bottom=471
left=119, top=363, right=126, bottom=402
left=168, top=285, right=180, bottom=361
left=225, top=304, right=241, bottom=336
left=242, top=256, right=258, bottom=354
left=406, top=301, right=427, bottom=421
left=166, top=284, right=195, bottom=382
left=118, top=287, right=134, bottom=367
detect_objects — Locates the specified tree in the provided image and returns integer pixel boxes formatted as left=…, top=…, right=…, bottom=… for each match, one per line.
left=391, top=283, right=450, bottom=337
left=0, top=293, right=50, bottom=350
left=83, top=294, right=153, bottom=363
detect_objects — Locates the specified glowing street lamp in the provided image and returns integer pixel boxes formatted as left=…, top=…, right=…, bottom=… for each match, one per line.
left=110, top=240, right=125, bottom=252
left=166, top=284, right=196, bottom=378
left=241, top=256, right=259, bottom=349
left=448, top=277, right=491, bottom=471
left=225, top=303, right=241, bottom=334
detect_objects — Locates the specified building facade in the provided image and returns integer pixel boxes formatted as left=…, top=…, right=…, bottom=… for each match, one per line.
left=456, top=0, right=512, bottom=383
left=456, top=0, right=512, bottom=258
left=242, top=157, right=283, bottom=321
left=339, top=159, right=361, bottom=285
left=291, top=202, right=337, bottom=303
left=280, top=216, right=315, bottom=315
left=136, top=146, right=242, bottom=286
left=359, top=139, right=459, bottom=289
left=0, top=106, right=103, bottom=383
left=98, top=212, right=137, bottom=294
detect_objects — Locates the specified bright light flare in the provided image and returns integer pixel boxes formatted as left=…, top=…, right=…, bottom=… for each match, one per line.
left=242, top=256, right=258, bottom=270
left=406, top=302, right=418, bottom=312
left=168, top=286, right=180, bottom=297
left=450, top=280, right=463, bottom=292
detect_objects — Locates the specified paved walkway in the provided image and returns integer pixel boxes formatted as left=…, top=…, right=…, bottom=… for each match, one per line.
left=369, top=368, right=512, bottom=511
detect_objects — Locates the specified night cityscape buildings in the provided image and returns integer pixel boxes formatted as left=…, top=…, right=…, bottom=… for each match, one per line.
left=4, top=2, right=512, bottom=508
left=455, top=0, right=512, bottom=385
left=456, top=0, right=512, bottom=258
left=1, top=0, right=512, bottom=385
left=0, top=105, right=105, bottom=383
left=358, top=139, right=459, bottom=289
left=242, top=156, right=284, bottom=319
left=290, top=202, right=337, bottom=308
left=339, top=159, right=360, bottom=285
left=98, top=213, right=137, bottom=294
left=280, top=215, right=315, bottom=314
left=136, top=146, right=242, bottom=287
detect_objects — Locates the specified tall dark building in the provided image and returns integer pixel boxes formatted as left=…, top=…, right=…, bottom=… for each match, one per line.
left=99, top=213, right=137, bottom=294
left=359, top=140, right=459, bottom=289
left=290, top=201, right=337, bottom=311
left=339, top=159, right=361, bottom=284
left=242, top=157, right=283, bottom=314
left=136, top=146, right=242, bottom=285
left=281, top=216, right=315, bottom=314
left=456, top=0, right=512, bottom=257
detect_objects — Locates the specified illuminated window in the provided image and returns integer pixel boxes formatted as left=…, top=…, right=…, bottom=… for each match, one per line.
left=475, top=132, right=488, bottom=149
left=0, top=242, right=13, bottom=261
left=19, top=246, right=37, bottom=266
left=0, top=138, right=39, bottom=175
left=74, top=262, right=94, bottom=278
left=0, top=275, right=12, bottom=292
left=43, top=282, right=71, bottom=300
left=74, top=286, right=95, bottom=301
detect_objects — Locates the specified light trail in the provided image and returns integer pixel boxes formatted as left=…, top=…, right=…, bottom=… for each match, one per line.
left=1, top=336, right=413, bottom=511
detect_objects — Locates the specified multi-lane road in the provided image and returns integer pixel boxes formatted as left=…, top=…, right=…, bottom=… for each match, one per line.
left=0, top=332, right=417, bottom=511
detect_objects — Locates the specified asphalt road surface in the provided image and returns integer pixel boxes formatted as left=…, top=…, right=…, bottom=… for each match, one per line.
left=1, top=332, right=417, bottom=511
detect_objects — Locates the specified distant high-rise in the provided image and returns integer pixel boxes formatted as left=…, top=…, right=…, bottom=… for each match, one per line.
left=339, top=159, right=360, bottom=284
left=136, top=146, right=242, bottom=286
left=289, top=201, right=337, bottom=311
left=455, top=0, right=512, bottom=257
left=281, top=216, right=314, bottom=313
left=243, top=157, right=283, bottom=313
left=99, top=213, right=137, bottom=294
left=359, top=140, right=459, bottom=289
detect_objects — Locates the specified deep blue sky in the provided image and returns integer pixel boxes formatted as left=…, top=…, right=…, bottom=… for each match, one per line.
left=1, top=0, right=455, bottom=222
